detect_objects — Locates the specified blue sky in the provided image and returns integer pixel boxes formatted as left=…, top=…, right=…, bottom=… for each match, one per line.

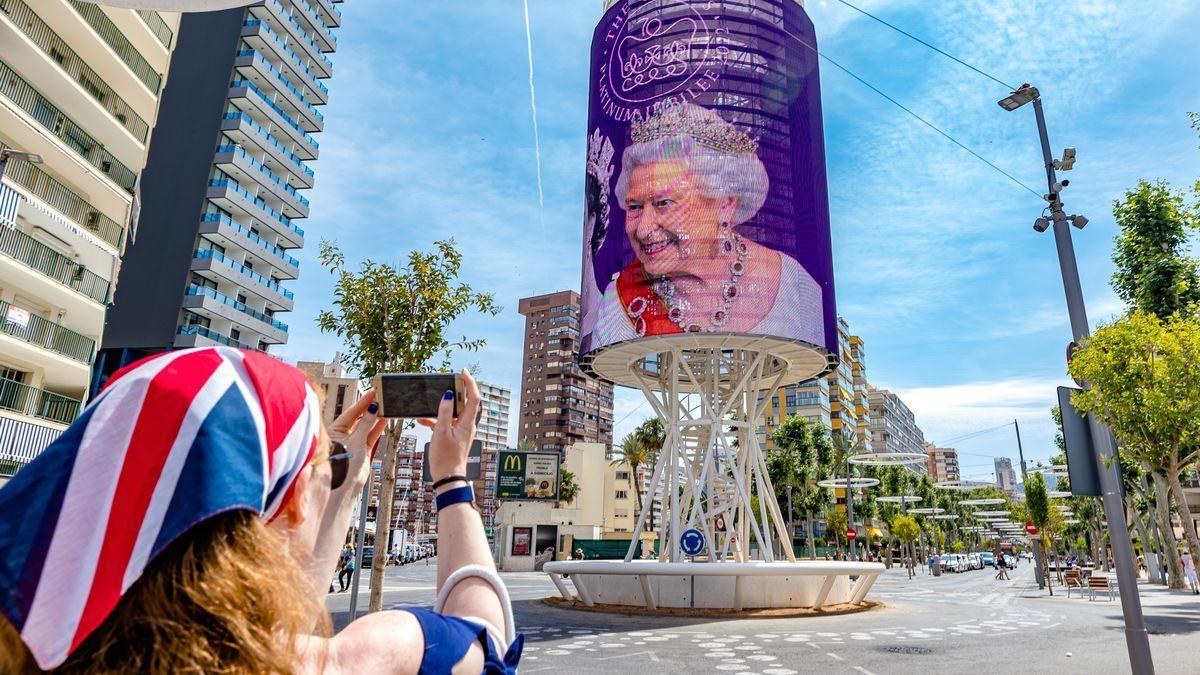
left=279, top=0, right=1200, bottom=481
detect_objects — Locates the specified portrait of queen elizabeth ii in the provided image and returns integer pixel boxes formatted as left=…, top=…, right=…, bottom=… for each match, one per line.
left=591, top=103, right=824, bottom=347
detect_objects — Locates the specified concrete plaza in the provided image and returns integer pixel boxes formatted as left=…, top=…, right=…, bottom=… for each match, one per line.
left=326, top=560, right=1200, bottom=674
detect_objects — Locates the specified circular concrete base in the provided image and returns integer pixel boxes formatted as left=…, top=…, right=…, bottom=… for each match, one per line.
left=541, top=596, right=883, bottom=619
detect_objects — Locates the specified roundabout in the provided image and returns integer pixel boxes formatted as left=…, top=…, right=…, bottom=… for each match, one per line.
left=542, top=560, right=885, bottom=612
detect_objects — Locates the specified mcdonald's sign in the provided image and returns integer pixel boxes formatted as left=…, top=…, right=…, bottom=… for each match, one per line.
left=497, top=451, right=560, bottom=501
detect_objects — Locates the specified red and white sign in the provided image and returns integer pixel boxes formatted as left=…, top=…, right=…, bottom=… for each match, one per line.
left=846, top=527, right=857, bottom=541
left=1025, top=521, right=1039, bottom=535
left=5, top=305, right=30, bottom=329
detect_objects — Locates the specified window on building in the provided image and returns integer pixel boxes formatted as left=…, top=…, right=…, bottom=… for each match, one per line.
left=615, top=490, right=628, bottom=499
left=334, top=384, right=347, bottom=416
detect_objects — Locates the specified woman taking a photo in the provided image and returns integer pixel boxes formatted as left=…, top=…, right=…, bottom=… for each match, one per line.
left=0, top=347, right=521, bottom=673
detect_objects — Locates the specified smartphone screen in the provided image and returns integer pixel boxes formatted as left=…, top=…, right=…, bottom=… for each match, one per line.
left=374, top=374, right=458, bottom=418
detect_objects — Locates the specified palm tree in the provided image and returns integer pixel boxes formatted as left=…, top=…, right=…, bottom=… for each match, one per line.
left=557, top=468, right=580, bottom=507
left=613, top=432, right=652, bottom=529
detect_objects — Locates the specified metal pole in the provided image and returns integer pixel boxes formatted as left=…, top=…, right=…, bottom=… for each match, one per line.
left=845, top=452, right=856, bottom=561
left=1032, top=95, right=1154, bottom=674
left=347, top=480, right=371, bottom=620
left=1013, top=419, right=1044, bottom=589
left=787, top=484, right=794, bottom=559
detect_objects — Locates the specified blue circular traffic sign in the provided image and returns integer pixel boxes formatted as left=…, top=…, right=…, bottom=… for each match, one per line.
left=680, top=528, right=705, bottom=556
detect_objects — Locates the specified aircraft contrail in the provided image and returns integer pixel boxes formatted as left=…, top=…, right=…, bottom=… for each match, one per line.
left=522, top=0, right=546, bottom=232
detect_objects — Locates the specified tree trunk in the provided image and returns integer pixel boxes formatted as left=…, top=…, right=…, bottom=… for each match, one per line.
left=806, top=511, right=816, bottom=560
left=1166, top=467, right=1200, bottom=573
left=368, top=426, right=400, bottom=613
left=885, top=535, right=895, bottom=568
left=1040, top=534, right=1053, bottom=596
left=1150, top=471, right=1185, bottom=588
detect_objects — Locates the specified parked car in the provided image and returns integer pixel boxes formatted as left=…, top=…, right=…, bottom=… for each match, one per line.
left=981, top=551, right=996, bottom=566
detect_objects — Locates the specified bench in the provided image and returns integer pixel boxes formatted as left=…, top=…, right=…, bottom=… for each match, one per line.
left=1064, top=569, right=1084, bottom=598
left=1089, top=574, right=1116, bottom=601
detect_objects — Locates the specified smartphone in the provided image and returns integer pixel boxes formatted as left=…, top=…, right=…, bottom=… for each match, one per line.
left=372, top=373, right=463, bottom=418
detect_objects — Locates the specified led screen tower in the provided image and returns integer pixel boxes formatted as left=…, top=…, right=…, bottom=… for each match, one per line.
left=546, top=0, right=883, bottom=613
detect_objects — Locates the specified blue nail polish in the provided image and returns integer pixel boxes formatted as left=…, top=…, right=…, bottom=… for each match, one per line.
left=367, top=403, right=378, bottom=414
left=443, top=390, right=454, bottom=400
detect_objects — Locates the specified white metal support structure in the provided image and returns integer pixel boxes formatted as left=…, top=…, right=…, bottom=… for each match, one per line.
left=618, top=343, right=797, bottom=564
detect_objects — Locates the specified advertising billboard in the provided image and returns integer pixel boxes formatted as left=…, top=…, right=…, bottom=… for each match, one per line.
left=497, top=451, right=561, bottom=501
left=579, top=0, right=837, bottom=361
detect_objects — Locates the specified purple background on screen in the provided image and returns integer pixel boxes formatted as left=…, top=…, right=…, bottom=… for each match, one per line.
left=579, top=0, right=837, bottom=358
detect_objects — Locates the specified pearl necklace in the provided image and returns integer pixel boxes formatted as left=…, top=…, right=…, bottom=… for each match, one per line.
left=639, top=225, right=749, bottom=334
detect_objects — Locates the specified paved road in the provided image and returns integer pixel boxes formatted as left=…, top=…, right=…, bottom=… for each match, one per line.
left=327, top=560, right=1200, bottom=674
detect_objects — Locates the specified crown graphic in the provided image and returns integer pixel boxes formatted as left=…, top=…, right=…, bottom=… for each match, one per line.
left=631, top=104, right=758, bottom=155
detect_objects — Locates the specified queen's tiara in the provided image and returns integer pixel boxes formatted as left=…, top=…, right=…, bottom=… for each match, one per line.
left=631, top=104, right=758, bottom=155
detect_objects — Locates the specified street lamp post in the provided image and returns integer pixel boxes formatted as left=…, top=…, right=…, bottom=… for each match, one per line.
left=1001, top=84, right=1154, bottom=675
left=1012, top=419, right=1045, bottom=589
left=845, top=443, right=856, bottom=562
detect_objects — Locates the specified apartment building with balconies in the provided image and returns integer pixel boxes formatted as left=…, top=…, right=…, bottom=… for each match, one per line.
left=95, top=0, right=343, bottom=384
left=517, top=290, right=615, bottom=455
left=0, top=1, right=179, bottom=482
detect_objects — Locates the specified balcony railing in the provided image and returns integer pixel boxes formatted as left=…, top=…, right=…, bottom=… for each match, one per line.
left=208, top=179, right=304, bottom=238
left=221, top=112, right=314, bottom=178
left=66, top=1, right=161, bottom=93
left=262, top=0, right=334, bottom=68
left=287, top=0, right=337, bottom=45
left=0, top=58, right=137, bottom=192
left=0, top=214, right=110, bottom=304
left=177, top=324, right=253, bottom=350
left=242, top=21, right=328, bottom=95
left=194, top=248, right=295, bottom=299
left=0, top=376, right=80, bottom=425
left=186, top=284, right=289, bottom=332
left=0, top=0, right=149, bottom=142
left=230, top=80, right=319, bottom=150
left=236, top=50, right=325, bottom=122
left=0, top=142, right=125, bottom=250
left=136, top=10, right=173, bottom=48
left=0, top=299, right=95, bottom=363
left=200, top=213, right=300, bottom=269
left=215, top=145, right=309, bottom=206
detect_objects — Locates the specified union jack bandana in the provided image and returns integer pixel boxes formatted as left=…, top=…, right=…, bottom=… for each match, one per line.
left=0, top=347, right=322, bottom=669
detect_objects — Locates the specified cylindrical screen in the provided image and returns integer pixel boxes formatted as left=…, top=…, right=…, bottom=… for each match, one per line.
left=580, top=0, right=837, bottom=361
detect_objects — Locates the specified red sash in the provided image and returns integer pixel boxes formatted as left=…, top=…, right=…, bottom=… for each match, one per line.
left=615, top=260, right=683, bottom=335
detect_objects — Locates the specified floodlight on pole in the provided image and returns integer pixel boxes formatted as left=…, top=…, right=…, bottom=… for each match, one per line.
left=997, top=83, right=1039, bottom=111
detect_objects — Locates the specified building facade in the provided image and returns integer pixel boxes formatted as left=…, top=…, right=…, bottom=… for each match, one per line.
left=517, top=290, right=614, bottom=453
left=994, top=456, right=1018, bottom=494
left=371, top=433, right=419, bottom=541
left=925, top=443, right=960, bottom=484
left=96, top=0, right=343, bottom=383
left=296, top=359, right=360, bottom=424
left=868, top=388, right=927, bottom=473
left=476, top=380, right=511, bottom=537
left=0, top=2, right=179, bottom=480
left=763, top=317, right=865, bottom=448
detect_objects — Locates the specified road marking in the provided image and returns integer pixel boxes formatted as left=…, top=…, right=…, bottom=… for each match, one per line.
left=598, top=650, right=660, bottom=662
left=854, top=667, right=877, bottom=675
left=826, top=653, right=844, bottom=661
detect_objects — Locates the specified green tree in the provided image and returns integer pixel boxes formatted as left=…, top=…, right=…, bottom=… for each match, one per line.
left=557, top=468, right=580, bottom=506
left=612, top=430, right=653, bottom=529
left=825, top=507, right=848, bottom=556
left=768, top=415, right=833, bottom=558
left=1069, top=310, right=1200, bottom=581
left=891, top=515, right=921, bottom=579
left=1025, top=472, right=1056, bottom=594
left=317, top=239, right=499, bottom=612
left=1111, top=180, right=1200, bottom=319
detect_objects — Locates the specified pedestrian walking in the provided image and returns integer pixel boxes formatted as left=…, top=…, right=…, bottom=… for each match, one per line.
left=1181, top=549, right=1199, bottom=595
left=338, top=545, right=355, bottom=592
left=995, top=553, right=1009, bottom=581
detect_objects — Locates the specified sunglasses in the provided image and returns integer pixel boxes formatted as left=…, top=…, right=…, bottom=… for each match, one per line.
left=325, top=441, right=353, bottom=490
